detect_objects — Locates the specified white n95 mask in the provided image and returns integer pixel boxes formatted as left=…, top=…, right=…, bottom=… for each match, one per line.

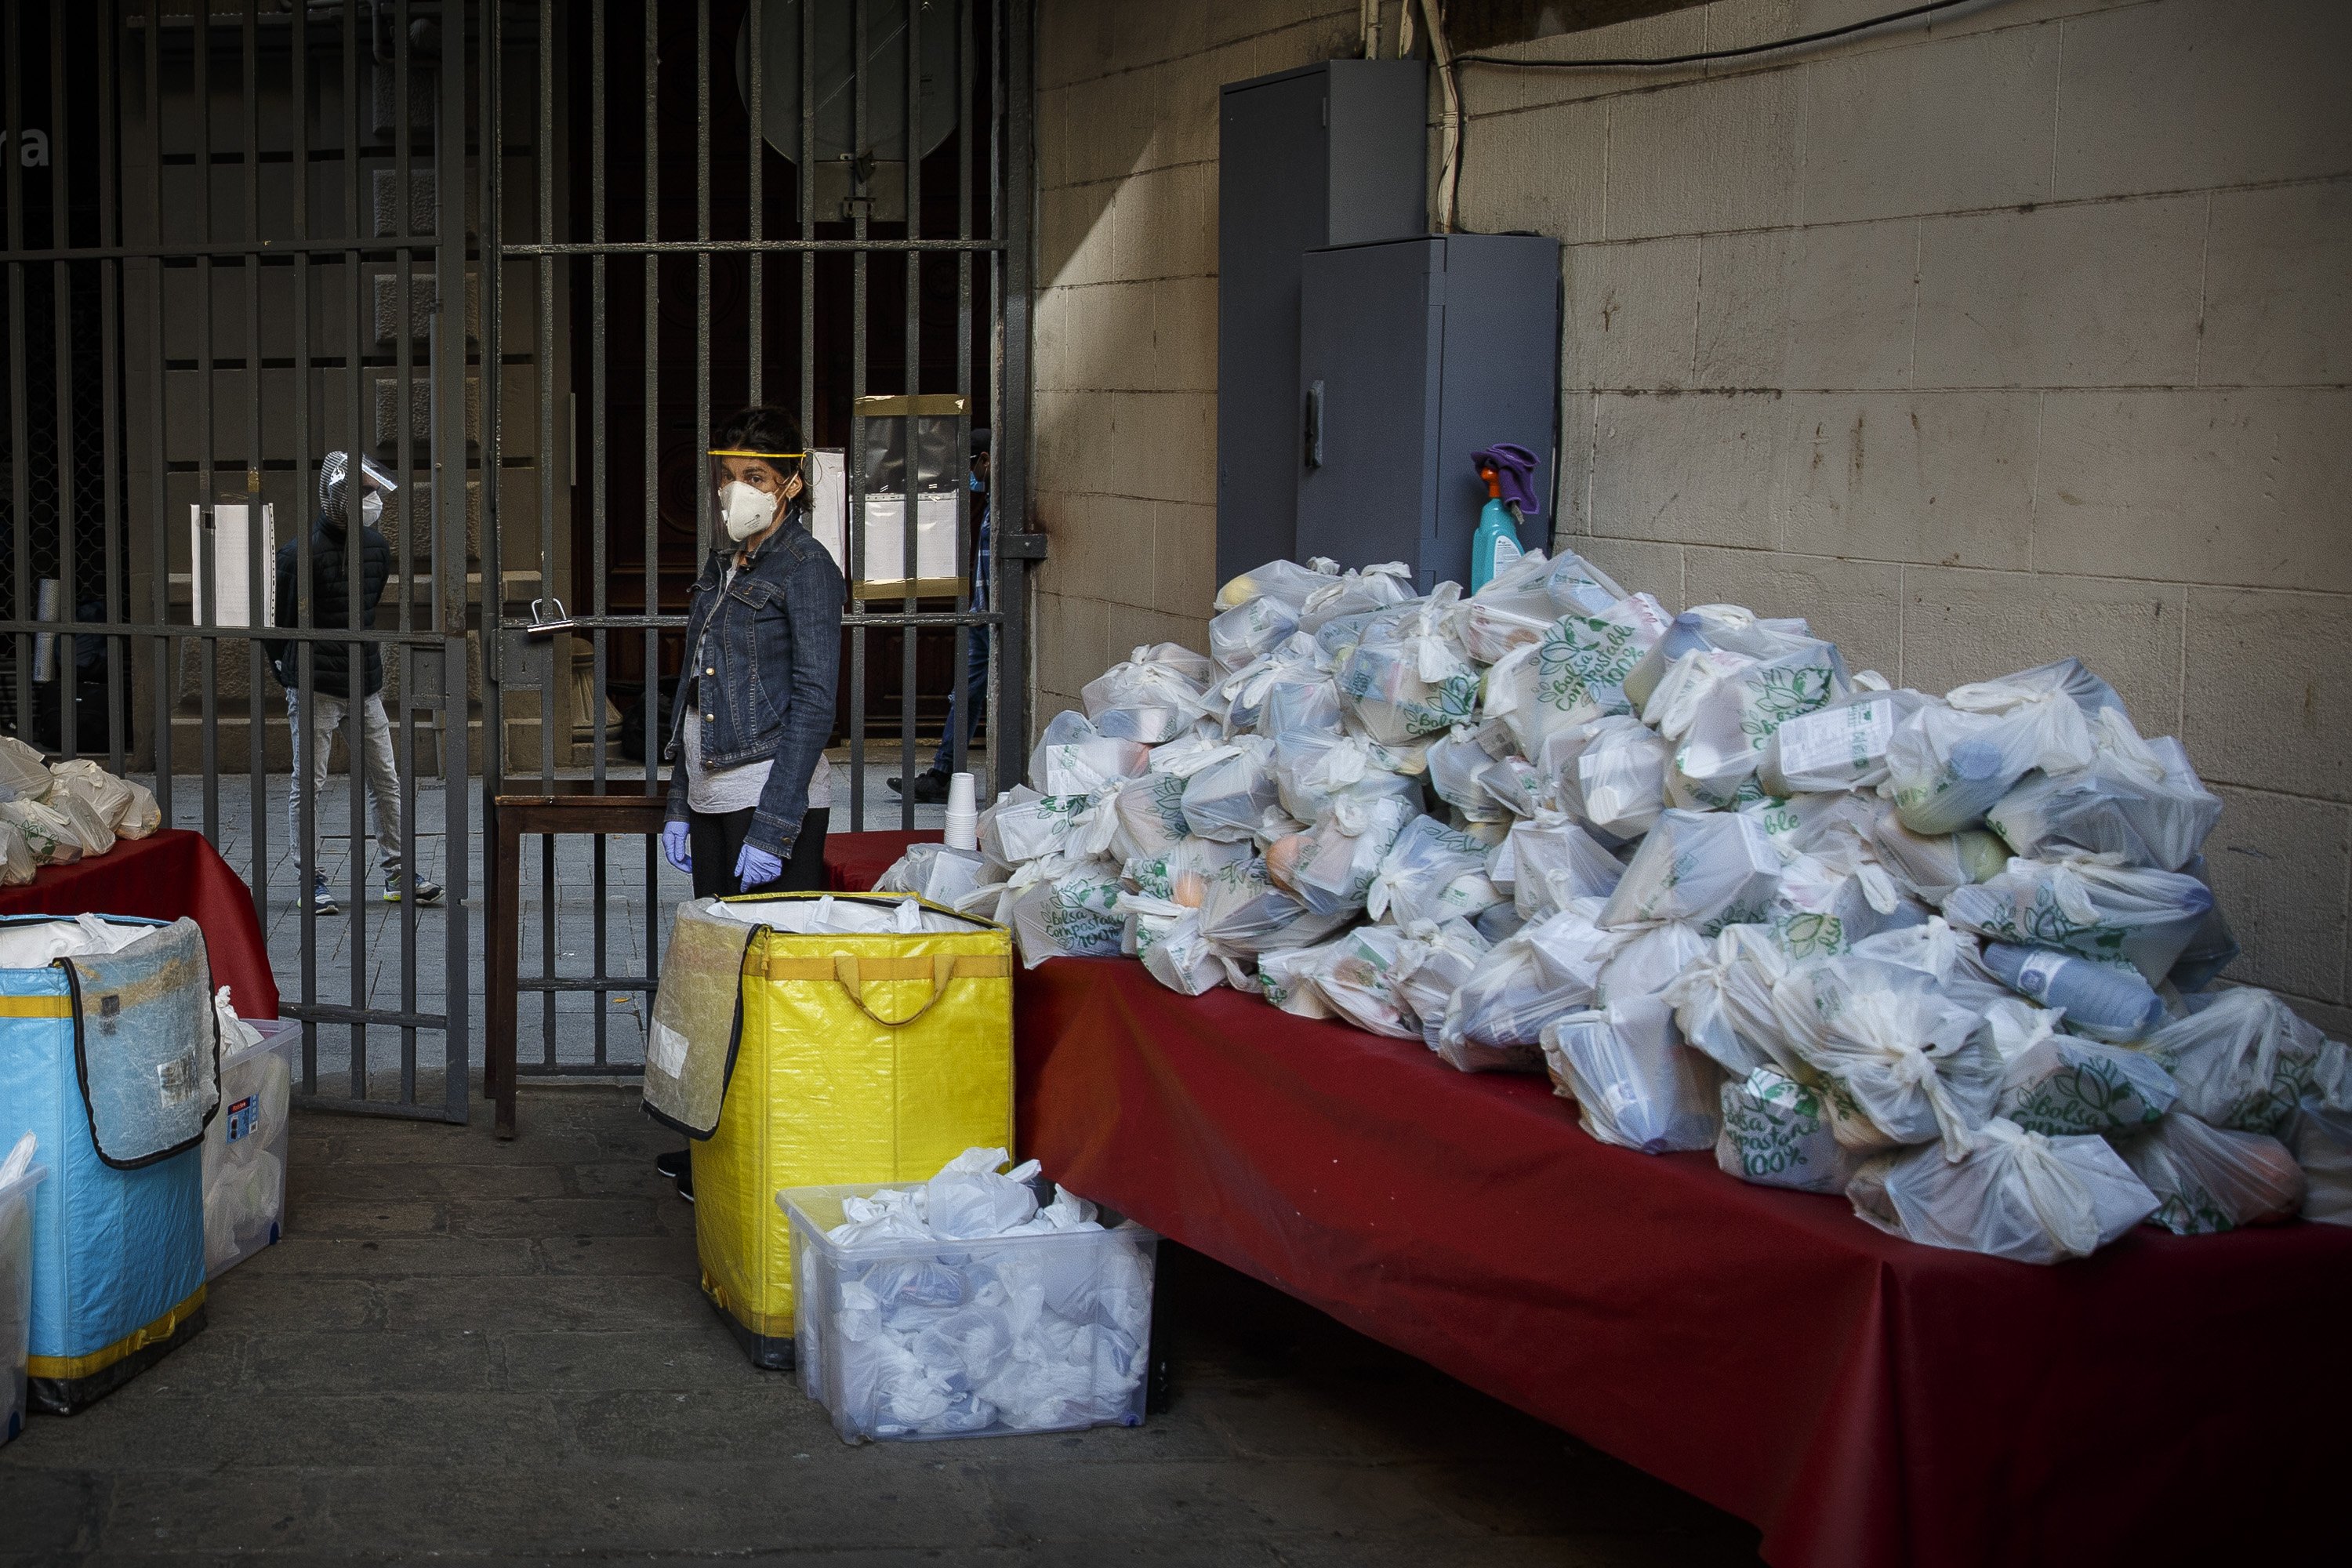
left=718, top=481, right=778, bottom=543
left=360, top=491, right=384, bottom=527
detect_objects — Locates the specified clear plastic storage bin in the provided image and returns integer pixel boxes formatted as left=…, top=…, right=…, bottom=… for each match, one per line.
left=204, top=1018, right=299, bottom=1279
left=783, top=1181, right=1157, bottom=1445
left=0, top=1155, right=45, bottom=1446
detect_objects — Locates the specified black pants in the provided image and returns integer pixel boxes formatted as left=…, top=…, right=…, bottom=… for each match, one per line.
left=688, top=806, right=829, bottom=900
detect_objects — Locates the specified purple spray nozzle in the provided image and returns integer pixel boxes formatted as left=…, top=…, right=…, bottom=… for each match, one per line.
left=1472, top=443, right=1541, bottom=517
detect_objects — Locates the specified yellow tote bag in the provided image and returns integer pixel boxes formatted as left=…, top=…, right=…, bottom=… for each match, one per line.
left=684, top=892, right=1014, bottom=1367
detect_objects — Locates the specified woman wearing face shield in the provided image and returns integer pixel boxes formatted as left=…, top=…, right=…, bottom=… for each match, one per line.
left=654, top=407, right=845, bottom=1201
left=660, top=406, right=845, bottom=917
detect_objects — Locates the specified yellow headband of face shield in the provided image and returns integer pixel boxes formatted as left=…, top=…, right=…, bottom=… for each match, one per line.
left=708, top=448, right=805, bottom=459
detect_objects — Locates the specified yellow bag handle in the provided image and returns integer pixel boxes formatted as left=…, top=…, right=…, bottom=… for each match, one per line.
left=760, top=951, right=1011, bottom=1028
left=833, top=953, right=955, bottom=1028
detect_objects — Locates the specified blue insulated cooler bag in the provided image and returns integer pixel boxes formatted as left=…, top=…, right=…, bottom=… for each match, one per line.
left=0, top=916, right=217, bottom=1414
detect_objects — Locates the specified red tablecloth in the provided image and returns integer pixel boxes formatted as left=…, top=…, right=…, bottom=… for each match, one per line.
left=0, top=829, right=279, bottom=1019
left=821, top=829, right=2347, bottom=1563
left=1011, top=957, right=2347, bottom=1568
left=823, top=828, right=938, bottom=893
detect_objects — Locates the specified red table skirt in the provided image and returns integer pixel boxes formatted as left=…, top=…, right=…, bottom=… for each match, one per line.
left=0, top=828, right=279, bottom=1020
left=1009, top=956, right=2347, bottom=1566
left=822, top=836, right=2346, bottom=1566
left=823, top=827, right=938, bottom=894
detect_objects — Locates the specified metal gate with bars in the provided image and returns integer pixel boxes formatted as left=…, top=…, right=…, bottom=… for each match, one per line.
left=0, top=0, right=1033, bottom=1123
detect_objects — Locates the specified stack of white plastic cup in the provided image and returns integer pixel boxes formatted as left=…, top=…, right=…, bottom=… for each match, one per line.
left=943, top=771, right=979, bottom=851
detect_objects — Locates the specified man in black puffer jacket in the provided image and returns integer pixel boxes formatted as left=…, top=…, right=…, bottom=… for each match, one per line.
left=265, top=451, right=441, bottom=915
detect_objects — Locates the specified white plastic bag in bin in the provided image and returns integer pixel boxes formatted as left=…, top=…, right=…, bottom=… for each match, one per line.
left=1435, top=900, right=1615, bottom=1073
left=1599, top=809, right=1782, bottom=933
left=2112, top=1114, right=2304, bottom=1236
left=1771, top=954, right=2001, bottom=1158
left=1761, top=689, right=1925, bottom=796
left=1179, top=736, right=1284, bottom=844
left=1847, top=1118, right=2158, bottom=1265
left=1885, top=671, right=2099, bottom=837
left=1664, top=923, right=1798, bottom=1080
left=2143, top=987, right=2329, bottom=1138
left=1543, top=716, right=1668, bottom=844
left=1541, top=997, right=1721, bottom=1154
left=784, top=1166, right=1158, bottom=1444
left=1986, top=709, right=2221, bottom=871
left=1082, top=644, right=1214, bottom=744
left=1941, top=855, right=2213, bottom=985
left=1717, top=1066, right=1863, bottom=1194
left=2289, top=1083, right=2352, bottom=1227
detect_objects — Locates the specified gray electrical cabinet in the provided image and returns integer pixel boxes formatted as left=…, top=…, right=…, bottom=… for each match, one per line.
left=1296, top=233, right=1562, bottom=594
left=1217, top=59, right=1426, bottom=586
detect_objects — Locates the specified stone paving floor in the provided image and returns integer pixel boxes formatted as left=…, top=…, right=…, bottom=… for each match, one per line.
left=0, top=1085, right=1765, bottom=1566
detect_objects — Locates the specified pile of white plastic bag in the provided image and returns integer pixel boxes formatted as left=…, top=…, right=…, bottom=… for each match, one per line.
left=795, top=1148, right=1152, bottom=1439
left=0, top=736, right=162, bottom=881
left=875, top=551, right=2351, bottom=1264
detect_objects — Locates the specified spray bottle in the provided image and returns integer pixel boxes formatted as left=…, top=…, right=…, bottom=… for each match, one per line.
left=1469, top=443, right=1541, bottom=592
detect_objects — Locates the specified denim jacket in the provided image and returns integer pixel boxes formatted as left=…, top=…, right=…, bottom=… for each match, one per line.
left=664, top=506, right=846, bottom=855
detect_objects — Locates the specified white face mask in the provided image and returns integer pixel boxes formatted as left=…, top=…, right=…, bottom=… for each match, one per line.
left=718, top=480, right=779, bottom=543
left=360, top=491, right=384, bottom=527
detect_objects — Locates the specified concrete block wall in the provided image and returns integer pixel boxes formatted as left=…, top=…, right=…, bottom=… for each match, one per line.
left=1031, top=1, right=1359, bottom=719
left=1029, top=0, right=2350, bottom=1027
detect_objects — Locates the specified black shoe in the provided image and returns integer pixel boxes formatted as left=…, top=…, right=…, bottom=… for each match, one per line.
left=655, top=1149, right=688, bottom=1181
left=676, top=1167, right=695, bottom=1205
left=909, top=769, right=953, bottom=804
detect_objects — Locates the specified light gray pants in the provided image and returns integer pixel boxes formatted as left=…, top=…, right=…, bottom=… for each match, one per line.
left=285, top=688, right=408, bottom=881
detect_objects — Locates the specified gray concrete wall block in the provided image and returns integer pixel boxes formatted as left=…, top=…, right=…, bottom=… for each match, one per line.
left=1455, top=97, right=1607, bottom=244
left=1588, top=390, right=1782, bottom=550
left=2199, top=181, right=2352, bottom=387
left=1692, top=219, right=1918, bottom=390
left=1912, top=196, right=2205, bottom=388
left=1778, top=390, right=2038, bottom=568
left=1112, top=162, right=1218, bottom=284
left=1900, top=564, right=2185, bottom=730
left=2200, top=782, right=2352, bottom=1006
left=1563, top=237, right=1700, bottom=392
left=2055, top=0, right=2352, bottom=200
left=1796, top=18, right=2060, bottom=225
left=1604, top=69, right=1801, bottom=240
left=2034, top=389, right=2352, bottom=593
left=2182, top=586, right=2352, bottom=803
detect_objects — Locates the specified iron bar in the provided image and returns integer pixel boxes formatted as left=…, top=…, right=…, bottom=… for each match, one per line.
left=900, top=0, right=922, bottom=835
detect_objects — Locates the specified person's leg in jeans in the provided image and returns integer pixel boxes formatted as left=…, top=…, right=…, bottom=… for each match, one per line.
left=925, top=627, right=990, bottom=779
left=354, top=693, right=408, bottom=887
left=285, top=688, right=347, bottom=911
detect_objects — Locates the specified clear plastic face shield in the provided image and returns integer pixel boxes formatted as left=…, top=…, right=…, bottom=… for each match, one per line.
left=707, top=448, right=805, bottom=546
left=322, top=451, right=399, bottom=527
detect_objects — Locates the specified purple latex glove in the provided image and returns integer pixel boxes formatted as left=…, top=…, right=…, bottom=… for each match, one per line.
left=735, top=842, right=784, bottom=890
left=662, top=819, right=691, bottom=872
